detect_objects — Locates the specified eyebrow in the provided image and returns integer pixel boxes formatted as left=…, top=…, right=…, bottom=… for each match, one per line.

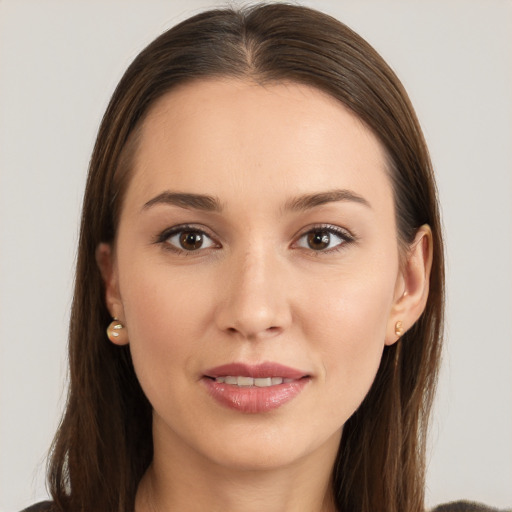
left=284, top=189, right=371, bottom=211
left=142, top=188, right=371, bottom=213
left=143, top=192, right=222, bottom=212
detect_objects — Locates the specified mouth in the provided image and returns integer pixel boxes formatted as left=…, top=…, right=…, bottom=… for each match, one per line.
left=210, top=376, right=297, bottom=387
left=202, top=362, right=311, bottom=413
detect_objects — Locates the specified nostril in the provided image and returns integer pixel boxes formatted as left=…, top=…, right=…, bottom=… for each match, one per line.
left=224, top=325, right=282, bottom=339
left=261, top=326, right=283, bottom=338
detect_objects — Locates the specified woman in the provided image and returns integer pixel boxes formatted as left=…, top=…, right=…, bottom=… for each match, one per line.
left=18, top=4, right=501, bottom=512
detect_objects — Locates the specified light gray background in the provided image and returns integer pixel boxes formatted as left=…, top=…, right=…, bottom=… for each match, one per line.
left=1, top=1, right=511, bottom=510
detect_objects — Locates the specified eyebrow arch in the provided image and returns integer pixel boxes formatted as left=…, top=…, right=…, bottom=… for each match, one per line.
left=143, top=191, right=222, bottom=212
left=285, top=189, right=371, bottom=211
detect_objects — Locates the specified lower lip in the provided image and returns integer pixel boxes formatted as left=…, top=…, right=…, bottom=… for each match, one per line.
left=202, top=378, right=309, bottom=413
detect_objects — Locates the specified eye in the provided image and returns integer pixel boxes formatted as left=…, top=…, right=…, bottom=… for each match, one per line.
left=161, top=227, right=217, bottom=252
left=295, top=226, right=352, bottom=252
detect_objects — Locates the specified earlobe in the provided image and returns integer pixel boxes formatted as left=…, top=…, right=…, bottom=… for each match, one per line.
left=95, top=243, right=126, bottom=337
left=385, top=225, right=433, bottom=345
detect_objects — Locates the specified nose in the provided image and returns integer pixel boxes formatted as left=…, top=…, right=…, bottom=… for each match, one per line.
left=214, top=245, right=292, bottom=340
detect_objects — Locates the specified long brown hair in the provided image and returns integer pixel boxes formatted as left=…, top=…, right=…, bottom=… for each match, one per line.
left=48, top=4, right=444, bottom=511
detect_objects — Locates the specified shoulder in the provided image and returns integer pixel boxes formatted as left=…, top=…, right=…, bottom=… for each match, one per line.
left=431, top=501, right=511, bottom=512
left=20, top=501, right=55, bottom=512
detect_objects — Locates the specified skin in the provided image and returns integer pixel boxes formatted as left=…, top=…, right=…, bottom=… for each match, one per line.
left=97, top=79, right=432, bottom=512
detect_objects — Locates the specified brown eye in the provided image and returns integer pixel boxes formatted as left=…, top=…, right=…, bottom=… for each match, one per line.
left=295, top=226, right=350, bottom=252
left=306, top=230, right=331, bottom=250
left=179, top=231, right=204, bottom=250
left=162, top=228, right=216, bottom=252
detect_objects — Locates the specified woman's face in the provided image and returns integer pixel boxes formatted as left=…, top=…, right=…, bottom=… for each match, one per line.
left=99, top=79, right=421, bottom=472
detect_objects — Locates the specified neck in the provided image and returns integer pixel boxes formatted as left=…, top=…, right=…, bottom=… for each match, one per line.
left=135, top=420, right=340, bottom=512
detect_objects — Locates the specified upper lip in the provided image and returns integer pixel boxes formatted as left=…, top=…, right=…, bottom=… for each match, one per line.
left=204, top=362, right=309, bottom=380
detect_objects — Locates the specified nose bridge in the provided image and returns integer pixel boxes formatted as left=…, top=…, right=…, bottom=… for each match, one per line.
left=216, top=240, right=290, bottom=338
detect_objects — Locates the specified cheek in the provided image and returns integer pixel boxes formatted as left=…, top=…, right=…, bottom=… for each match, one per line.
left=304, top=267, right=396, bottom=411
left=118, top=262, right=214, bottom=401
left=121, top=253, right=211, bottom=334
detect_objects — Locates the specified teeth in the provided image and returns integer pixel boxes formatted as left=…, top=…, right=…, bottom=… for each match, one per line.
left=237, top=376, right=253, bottom=387
left=214, top=376, right=293, bottom=387
left=254, top=377, right=272, bottom=387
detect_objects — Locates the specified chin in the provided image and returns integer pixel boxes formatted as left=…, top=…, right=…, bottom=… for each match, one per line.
left=190, top=420, right=343, bottom=473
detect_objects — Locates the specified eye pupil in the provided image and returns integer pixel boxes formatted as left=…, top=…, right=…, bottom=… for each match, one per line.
left=307, top=231, right=330, bottom=250
left=180, top=231, right=203, bottom=250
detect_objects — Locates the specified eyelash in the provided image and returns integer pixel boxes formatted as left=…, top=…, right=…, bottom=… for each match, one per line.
left=154, top=223, right=355, bottom=255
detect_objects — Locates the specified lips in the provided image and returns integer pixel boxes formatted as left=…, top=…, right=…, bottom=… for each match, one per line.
left=202, top=362, right=310, bottom=413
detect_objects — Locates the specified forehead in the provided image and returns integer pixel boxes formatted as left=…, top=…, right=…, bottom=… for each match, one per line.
left=125, top=78, right=392, bottom=213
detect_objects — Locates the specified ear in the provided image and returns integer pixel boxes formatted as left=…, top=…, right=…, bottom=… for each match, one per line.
left=385, top=224, right=433, bottom=346
left=96, top=242, right=128, bottom=345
